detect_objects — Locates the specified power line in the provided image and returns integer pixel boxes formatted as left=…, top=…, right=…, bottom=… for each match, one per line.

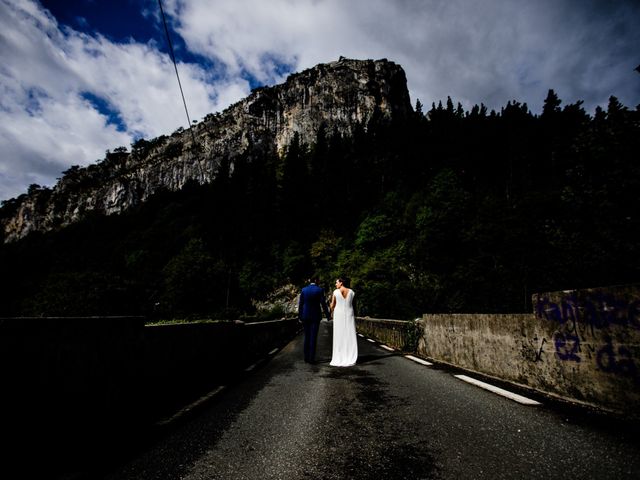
left=157, top=0, right=197, bottom=146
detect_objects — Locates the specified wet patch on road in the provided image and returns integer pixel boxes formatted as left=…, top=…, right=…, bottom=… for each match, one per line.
left=317, top=366, right=440, bottom=479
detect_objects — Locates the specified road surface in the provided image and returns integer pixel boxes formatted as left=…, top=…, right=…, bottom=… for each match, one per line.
left=98, top=320, right=640, bottom=479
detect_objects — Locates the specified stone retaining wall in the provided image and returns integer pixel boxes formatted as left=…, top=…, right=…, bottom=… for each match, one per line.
left=0, top=316, right=299, bottom=468
left=356, top=317, right=416, bottom=351
left=355, top=285, right=639, bottom=416
left=417, top=285, right=640, bottom=416
left=144, top=319, right=299, bottom=418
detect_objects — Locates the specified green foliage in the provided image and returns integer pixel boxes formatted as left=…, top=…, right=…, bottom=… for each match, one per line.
left=160, top=238, right=226, bottom=316
left=402, top=319, right=421, bottom=351
left=1, top=91, right=639, bottom=319
left=255, top=304, right=286, bottom=321
left=282, top=241, right=310, bottom=284
left=22, top=271, right=135, bottom=316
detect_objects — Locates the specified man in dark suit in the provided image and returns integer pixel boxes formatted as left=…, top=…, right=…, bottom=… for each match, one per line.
left=298, top=276, right=331, bottom=363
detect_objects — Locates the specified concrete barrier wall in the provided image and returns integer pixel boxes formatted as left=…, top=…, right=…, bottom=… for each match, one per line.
left=417, top=284, right=640, bottom=416
left=144, top=319, right=300, bottom=418
left=0, top=316, right=299, bottom=464
left=0, top=316, right=147, bottom=468
left=356, top=317, right=416, bottom=351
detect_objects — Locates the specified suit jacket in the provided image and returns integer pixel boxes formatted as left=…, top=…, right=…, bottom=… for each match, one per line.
left=298, top=283, right=331, bottom=323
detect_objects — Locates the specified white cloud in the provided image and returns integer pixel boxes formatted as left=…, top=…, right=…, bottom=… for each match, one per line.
left=0, top=0, right=250, bottom=200
left=1, top=0, right=639, bottom=201
left=168, top=0, right=640, bottom=113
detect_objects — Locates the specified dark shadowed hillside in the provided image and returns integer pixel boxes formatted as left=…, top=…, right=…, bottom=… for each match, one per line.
left=1, top=62, right=639, bottom=319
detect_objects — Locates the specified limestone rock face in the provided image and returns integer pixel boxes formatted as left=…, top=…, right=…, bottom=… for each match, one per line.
left=1, top=58, right=412, bottom=242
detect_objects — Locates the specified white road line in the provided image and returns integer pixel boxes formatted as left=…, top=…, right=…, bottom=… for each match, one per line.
left=357, top=333, right=365, bottom=337
left=405, top=355, right=433, bottom=366
left=366, top=338, right=376, bottom=343
left=245, top=363, right=258, bottom=372
left=268, top=348, right=279, bottom=355
left=380, top=345, right=394, bottom=351
left=156, top=386, right=226, bottom=426
left=454, top=375, right=542, bottom=406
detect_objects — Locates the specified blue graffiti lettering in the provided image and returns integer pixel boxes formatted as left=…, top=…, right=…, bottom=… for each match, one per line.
left=554, top=333, right=581, bottom=362
left=596, top=338, right=639, bottom=383
left=596, top=339, right=616, bottom=373
left=536, top=293, right=640, bottom=330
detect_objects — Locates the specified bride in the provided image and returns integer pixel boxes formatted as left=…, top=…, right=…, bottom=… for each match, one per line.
left=329, top=277, right=358, bottom=367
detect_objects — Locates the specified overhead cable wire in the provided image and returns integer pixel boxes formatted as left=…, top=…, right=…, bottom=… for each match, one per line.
left=158, top=0, right=197, bottom=146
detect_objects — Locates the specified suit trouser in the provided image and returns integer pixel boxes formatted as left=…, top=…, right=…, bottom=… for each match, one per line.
left=302, top=320, right=320, bottom=361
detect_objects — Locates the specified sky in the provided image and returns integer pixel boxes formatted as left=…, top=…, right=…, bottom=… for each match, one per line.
left=0, top=0, right=638, bottom=201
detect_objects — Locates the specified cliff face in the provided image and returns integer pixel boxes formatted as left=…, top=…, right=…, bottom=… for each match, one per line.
left=1, top=58, right=412, bottom=242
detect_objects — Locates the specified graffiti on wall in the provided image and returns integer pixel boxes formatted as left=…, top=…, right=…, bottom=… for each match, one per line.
left=596, top=337, right=638, bottom=379
left=553, top=333, right=581, bottom=362
left=521, top=336, right=548, bottom=363
left=535, top=291, right=640, bottom=333
left=534, top=290, right=640, bottom=383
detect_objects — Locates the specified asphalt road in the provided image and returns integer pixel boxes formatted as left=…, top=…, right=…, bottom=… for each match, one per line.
left=98, top=320, right=640, bottom=480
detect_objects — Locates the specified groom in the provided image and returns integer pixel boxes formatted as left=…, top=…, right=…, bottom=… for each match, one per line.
left=298, top=276, right=331, bottom=363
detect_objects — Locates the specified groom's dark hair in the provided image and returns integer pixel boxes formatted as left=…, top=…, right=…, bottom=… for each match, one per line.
left=308, top=274, right=320, bottom=284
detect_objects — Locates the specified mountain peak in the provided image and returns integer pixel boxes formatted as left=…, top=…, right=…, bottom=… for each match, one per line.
left=1, top=57, right=412, bottom=242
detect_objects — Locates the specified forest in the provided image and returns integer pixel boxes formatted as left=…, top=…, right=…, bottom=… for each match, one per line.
left=1, top=90, right=638, bottom=319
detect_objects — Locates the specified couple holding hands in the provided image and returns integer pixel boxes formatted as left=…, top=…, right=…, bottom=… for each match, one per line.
left=298, top=276, right=358, bottom=367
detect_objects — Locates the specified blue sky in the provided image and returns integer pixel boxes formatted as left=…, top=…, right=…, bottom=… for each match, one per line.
left=1, top=0, right=639, bottom=201
left=41, top=0, right=160, bottom=44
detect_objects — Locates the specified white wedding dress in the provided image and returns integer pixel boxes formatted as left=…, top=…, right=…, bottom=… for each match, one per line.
left=330, top=288, right=358, bottom=367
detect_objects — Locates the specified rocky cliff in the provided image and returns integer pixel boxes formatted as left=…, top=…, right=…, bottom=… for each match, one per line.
left=0, top=58, right=412, bottom=242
